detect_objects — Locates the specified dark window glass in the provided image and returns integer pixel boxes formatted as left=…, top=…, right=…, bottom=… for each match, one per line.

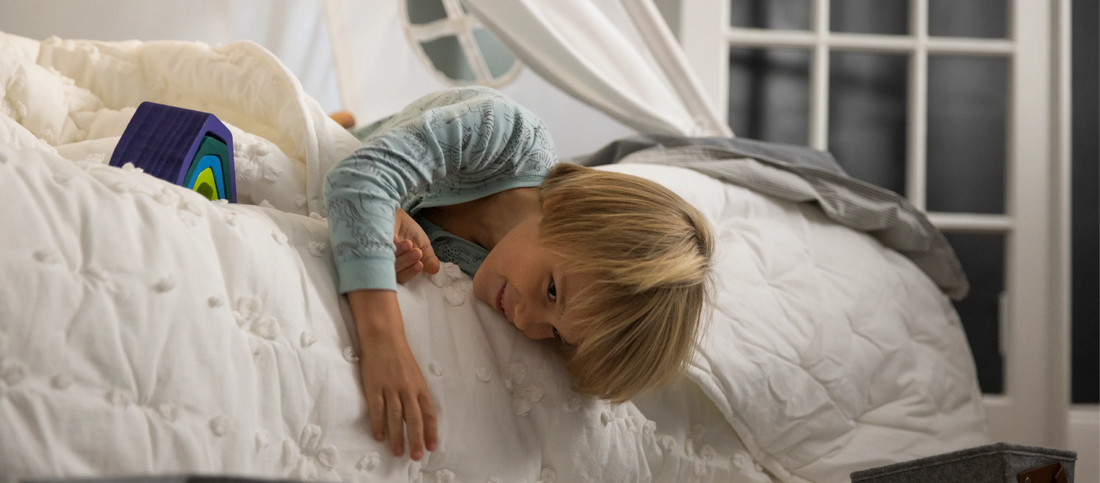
left=947, top=233, right=1005, bottom=394
left=830, top=0, right=908, bottom=35
left=929, top=0, right=1008, bottom=39
left=472, top=29, right=516, bottom=78
left=828, top=51, right=908, bottom=195
left=926, top=56, right=1007, bottom=214
left=730, top=0, right=812, bottom=30
left=421, top=36, right=476, bottom=82
left=654, top=0, right=683, bottom=39
left=407, top=0, right=448, bottom=25
left=1071, top=0, right=1099, bottom=404
left=728, top=48, right=811, bottom=146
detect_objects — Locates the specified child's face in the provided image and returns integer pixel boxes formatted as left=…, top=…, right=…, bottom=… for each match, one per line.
left=473, top=215, right=588, bottom=346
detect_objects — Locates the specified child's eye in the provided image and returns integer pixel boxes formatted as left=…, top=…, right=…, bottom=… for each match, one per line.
left=547, top=279, right=557, bottom=301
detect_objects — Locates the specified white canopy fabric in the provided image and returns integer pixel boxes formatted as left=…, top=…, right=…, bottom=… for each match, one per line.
left=322, top=0, right=730, bottom=159
left=460, top=0, right=730, bottom=137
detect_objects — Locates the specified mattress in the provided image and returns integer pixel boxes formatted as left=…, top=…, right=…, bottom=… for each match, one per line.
left=0, top=31, right=987, bottom=483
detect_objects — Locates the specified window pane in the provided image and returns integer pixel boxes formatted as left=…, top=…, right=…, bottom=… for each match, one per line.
left=828, top=51, right=908, bottom=195
left=407, top=0, right=448, bottom=25
left=728, top=48, right=810, bottom=145
left=472, top=29, right=517, bottom=78
left=730, top=0, right=811, bottom=30
left=830, top=0, right=908, bottom=35
left=929, top=0, right=1008, bottom=39
left=926, top=56, right=1007, bottom=214
left=946, top=233, right=1005, bottom=394
left=1071, top=0, right=1100, bottom=404
left=421, top=36, right=476, bottom=82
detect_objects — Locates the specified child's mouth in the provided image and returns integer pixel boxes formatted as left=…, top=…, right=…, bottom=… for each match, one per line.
left=496, top=284, right=505, bottom=315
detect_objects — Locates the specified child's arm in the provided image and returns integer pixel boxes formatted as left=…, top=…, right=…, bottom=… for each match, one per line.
left=323, top=87, right=555, bottom=460
left=324, top=87, right=555, bottom=295
left=347, top=289, right=437, bottom=460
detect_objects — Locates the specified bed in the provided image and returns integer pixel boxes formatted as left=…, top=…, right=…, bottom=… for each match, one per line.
left=0, top=32, right=988, bottom=483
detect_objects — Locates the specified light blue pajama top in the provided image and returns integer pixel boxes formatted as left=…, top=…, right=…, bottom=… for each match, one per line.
left=323, top=87, right=559, bottom=294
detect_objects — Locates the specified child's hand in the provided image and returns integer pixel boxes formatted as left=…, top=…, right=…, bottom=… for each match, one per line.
left=393, top=209, right=440, bottom=284
left=348, top=290, right=439, bottom=461
left=360, top=331, right=438, bottom=460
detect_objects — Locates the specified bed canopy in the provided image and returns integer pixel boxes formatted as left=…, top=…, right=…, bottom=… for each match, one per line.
left=322, top=0, right=732, bottom=158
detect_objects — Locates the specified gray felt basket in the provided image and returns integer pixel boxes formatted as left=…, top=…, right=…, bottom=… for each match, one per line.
left=851, top=443, right=1077, bottom=483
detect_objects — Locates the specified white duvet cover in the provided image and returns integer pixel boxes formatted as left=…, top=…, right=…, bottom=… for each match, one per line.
left=0, top=32, right=987, bottom=483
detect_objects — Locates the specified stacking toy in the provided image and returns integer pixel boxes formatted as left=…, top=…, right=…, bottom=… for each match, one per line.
left=109, top=102, right=236, bottom=202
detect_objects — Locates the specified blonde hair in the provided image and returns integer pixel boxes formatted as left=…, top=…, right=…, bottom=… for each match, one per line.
left=539, top=163, right=714, bottom=403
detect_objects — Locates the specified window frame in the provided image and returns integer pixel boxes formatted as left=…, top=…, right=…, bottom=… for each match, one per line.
left=400, top=0, right=524, bottom=87
left=678, top=0, right=1071, bottom=448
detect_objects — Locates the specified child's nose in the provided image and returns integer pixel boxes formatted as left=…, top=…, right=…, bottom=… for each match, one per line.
left=513, top=302, right=532, bottom=330
left=513, top=304, right=551, bottom=340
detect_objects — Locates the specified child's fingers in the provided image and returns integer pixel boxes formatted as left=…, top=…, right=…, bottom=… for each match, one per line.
left=365, top=390, right=386, bottom=442
left=399, top=226, right=440, bottom=275
left=403, top=393, right=425, bottom=461
left=396, top=262, right=423, bottom=284
left=395, top=248, right=423, bottom=273
left=393, top=239, right=414, bottom=256
left=385, top=390, right=405, bottom=457
left=420, top=244, right=441, bottom=275
left=419, top=392, right=438, bottom=452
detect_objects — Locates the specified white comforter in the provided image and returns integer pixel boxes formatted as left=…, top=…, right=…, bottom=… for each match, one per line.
left=0, top=33, right=987, bottom=483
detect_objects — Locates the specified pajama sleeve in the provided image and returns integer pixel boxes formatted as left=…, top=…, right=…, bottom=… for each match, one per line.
left=323, top=87, right=557, bottom=293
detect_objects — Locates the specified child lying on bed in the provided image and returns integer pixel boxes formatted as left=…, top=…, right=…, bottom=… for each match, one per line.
left=324, top=87, right=713, bottom=462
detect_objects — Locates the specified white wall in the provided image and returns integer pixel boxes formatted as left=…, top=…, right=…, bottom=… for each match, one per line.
left=0, top=0, right=341, bottom=112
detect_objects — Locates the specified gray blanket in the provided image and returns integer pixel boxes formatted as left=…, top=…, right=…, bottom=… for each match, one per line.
left=581, top=135, right=968, bottom=300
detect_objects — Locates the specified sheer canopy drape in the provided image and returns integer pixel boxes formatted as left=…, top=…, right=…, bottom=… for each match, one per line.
left=323, top=0, right=730, bottom=158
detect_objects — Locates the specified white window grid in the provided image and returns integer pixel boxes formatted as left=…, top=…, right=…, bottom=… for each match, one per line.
left=401, top=0, right=523, bottom=88
left=724, top=0, right=1015, bottom=230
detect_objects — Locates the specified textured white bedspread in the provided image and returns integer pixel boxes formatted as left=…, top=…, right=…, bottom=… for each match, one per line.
left=0, top=32, right=986, bottom=483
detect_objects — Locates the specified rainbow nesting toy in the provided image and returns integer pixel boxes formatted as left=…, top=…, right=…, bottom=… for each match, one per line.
left=109, top=102, right=236, bottom=202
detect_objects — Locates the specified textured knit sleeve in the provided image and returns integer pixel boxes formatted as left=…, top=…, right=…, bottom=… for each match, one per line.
left=323, top=87, right=557, bottom=293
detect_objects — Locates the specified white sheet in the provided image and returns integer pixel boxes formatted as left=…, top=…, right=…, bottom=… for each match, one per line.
left=0, top=32, right=987, bottom=483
